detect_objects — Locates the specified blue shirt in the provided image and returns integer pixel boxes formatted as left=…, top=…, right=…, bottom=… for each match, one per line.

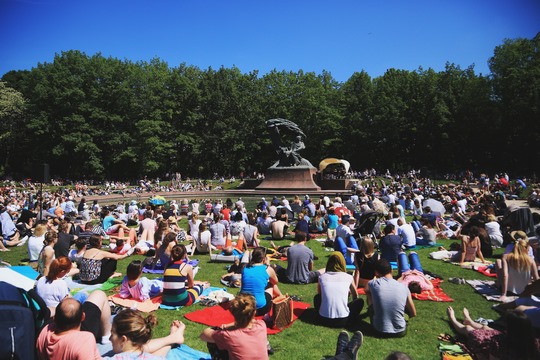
left=241, top=265, right=270, bottom=309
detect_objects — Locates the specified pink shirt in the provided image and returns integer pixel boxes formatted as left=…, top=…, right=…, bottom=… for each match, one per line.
left=212, top=319, right=269, bottom=360
left=37, top=324, right=101, bottom=360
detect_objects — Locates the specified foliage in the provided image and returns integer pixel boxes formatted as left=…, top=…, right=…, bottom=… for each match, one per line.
left=1, top=32, right=539, bottom=179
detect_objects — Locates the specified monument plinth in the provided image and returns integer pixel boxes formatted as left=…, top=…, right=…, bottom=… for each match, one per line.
left=256, top=118, right=321, bottom=191
left=256, top=165, right=321, bottom=191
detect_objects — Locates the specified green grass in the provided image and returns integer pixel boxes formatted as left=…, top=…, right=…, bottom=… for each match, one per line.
left=3, top=224, right=503, bottom=360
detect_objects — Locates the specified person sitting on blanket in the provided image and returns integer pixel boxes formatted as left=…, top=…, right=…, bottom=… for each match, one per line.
left=119, top=260, right=164, bottom=301
left=162, top=244, right=209, bottom=307
left=365, top=259, right=416, bottom=337
left=79, top=234, right=130, bottom=285
left=148, top=232, right=177, bottom=271
left=200, top=293, right=270, bottom=360
left=396, top=251, right=433, bottom=293
left=314, top=251, right=364, bottom=328
left=446, top=306, right=540, bottom=359
left=496, top=238, right=539, bottom=302
left=457, top=226, right=489, bottom=265
left=68, top=238, right=87, bottom=267
left=240, top=246, right=282, bottom=316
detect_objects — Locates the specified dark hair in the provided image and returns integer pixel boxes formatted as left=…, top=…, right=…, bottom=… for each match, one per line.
left=170, top=244, right=186, bottom=262
left=233, top=211, right=243, bottom=222
left=384, top=223, right=395, bottom=235
left=374, top=259, right=392, bottom=276
left=506, top=310, right=537, bottom=359
left=126, top=260, right=143, bottom=281
left=295, top=231, right=307, bottom=242
left=408, top=281, right=422, bottom=294
left=385, top=351, right=413, bottom=360
left=75, top=238, right=87, bottom=250
left=89, top=234, right=101, bottom=248
left=249, top=247, right=266, bottom=266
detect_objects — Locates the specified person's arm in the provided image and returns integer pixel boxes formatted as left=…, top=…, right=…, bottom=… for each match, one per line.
left=532, top=261, right=540, bottom=281
left=100, top=250, right=128, bottom=260
left=353, top=257, right=361, bottom=288
left=267, top=266, right=279, bottom=286
left=474, top=238, right=486, bottom=263
left=186, top=265, right=194, bottom=288
left=200, top=327, right=217, bottom=343
left=143, top=320, right=185, bottom=353
left=119, top=278, right=131, bottom=299
left=500, top=258, right=509, bottom=301
left=252, top=228, right=260, bottom=247
left=405, top=292, right=417, bottom=317
left=349, top=279, right=358, bottom=300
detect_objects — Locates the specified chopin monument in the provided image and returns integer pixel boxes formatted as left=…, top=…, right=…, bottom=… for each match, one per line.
left=256, top=118, right=321, bottom=191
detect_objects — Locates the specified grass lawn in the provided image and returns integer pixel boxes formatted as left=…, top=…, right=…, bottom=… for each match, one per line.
left=2, top=211, right=505, bottom=360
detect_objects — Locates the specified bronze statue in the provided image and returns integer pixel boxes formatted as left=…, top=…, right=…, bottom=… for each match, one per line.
left=266, top=118, right=313, bottom=167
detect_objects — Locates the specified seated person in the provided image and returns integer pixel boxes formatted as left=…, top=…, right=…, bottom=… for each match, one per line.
left=221, top=258, right=245, bottom=287
left=314, top=252, right=364, bottom=327
left=162, top=244, right=209, bottom=307
left=120, top=260, right=164, bottom=301
left=415, top=218, right=436, bottom=246
left=274, top=231, right=325, bottom=284
left=396, top=252, right=434, bottom=293
left=365, top=259, right=416, bottom=337
left=354, top=236, right=380, bottom=288
left=270, top=218, right=289, bottom=240
left=379, top=224, right=402, bottom=263
left=200, top=293, right=270, bottom=360
left=79, top=235, right=129, bottom=285
left=68, top=238, right=87, bottom=267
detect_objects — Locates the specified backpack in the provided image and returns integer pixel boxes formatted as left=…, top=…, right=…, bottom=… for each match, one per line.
left=0, top=281, right=50, bottom=359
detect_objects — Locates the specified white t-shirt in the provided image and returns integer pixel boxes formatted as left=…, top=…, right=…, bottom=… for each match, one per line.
left=196, top=230, right=212, bottom=253
left=28, top=235, right=45, bottom=261
left=36, top=277, right=70, bottom=308
left=319, top=271, right=353, bottom=319
left=398, top=223, right=416, bottom=247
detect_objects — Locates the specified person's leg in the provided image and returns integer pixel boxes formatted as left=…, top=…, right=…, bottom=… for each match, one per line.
left=97, top=258, right=119, bottom=283
left=314, top=293, right=322, bottom=311
left=446, top=306, right=474, bottom=337
left=462, top=308, right=490, bottom=330
left=347, top=235, right=359, bottom=251
left=83, top=290, right=111, bottom=341
left=408, top=252, right=423, bottom=272
left=334, top=237, right=347, bottom=258
left=397, top=252, right=410, bottom=274
left=347, top=298, right=364, bottom=320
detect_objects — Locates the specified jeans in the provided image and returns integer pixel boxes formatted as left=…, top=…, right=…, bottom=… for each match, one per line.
left=398, top=251, right=424, bottom=274
left=415, top=237, right=435, bottom=246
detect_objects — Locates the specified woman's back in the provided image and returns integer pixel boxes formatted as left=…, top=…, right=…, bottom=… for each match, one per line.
left=241, top=265, right=269, bottom=309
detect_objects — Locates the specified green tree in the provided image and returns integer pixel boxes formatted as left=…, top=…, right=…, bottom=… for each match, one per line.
left=0, top=81, right=26, bottom=175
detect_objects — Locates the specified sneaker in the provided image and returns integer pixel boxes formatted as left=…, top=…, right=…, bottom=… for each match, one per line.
left=335, top=330, right=349, bottom=356
left=449, top=277, right=462, bottom=284
left=344, top=330, right=364, bottom=359
left=266, top=341, right=275, bottom=355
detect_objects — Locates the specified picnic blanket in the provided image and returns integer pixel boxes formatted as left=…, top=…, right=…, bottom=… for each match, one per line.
left=166, top=345, right=211, bottom=360
left=109, top=294, right=162, bottom=312
left=184, top=300, right=310, bottom=335
left=412, top=279, right=453, bottom=302
left=0, top=266, right=38, bottom=291
left=465, top=279, right=517, bottom=302
left=160, top=286, right=230, bottom=310
left=475, top=265, right=497, bottom=278
left=64, top=277, right=122, bottom=294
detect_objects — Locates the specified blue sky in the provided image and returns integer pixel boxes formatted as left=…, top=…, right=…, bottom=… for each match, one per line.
left=1, top=0, right=538, bottom=82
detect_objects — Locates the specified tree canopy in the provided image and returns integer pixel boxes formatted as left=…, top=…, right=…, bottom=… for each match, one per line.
left=1, top=32, right=539, bottom=180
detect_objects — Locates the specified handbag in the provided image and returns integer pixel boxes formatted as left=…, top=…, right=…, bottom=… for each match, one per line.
left=271, top=294, right=294, bottom=329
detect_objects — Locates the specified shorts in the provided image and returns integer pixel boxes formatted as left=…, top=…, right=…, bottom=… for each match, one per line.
left=105, top=224, right=120, bottom=235
left=81, top=301, right=102, bottom=341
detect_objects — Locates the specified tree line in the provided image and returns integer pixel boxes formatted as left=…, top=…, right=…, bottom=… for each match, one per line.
left=1, top=32, right=538, bottom=181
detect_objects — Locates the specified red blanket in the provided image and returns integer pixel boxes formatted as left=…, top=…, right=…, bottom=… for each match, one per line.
left=184, top=301, right=310, bottom=335
left=357, top=279, right=453, bottom=302
left=476, top=265, right=497, bottom=278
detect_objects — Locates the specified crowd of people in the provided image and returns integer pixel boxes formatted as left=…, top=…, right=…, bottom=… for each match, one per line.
left=1, top=170, right=540, bottom=359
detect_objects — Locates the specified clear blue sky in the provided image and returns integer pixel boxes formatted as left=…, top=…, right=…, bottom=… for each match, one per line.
left=1, top=0, right=538, bottom=82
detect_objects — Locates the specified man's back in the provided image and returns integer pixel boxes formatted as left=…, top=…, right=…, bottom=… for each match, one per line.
left=369, top=277, right=408, bottom=334
left=37, top=324, right=100, bottom=360
left=379, top=234, right=402, bottom=263
left=286, top=244, right=313, bottom=283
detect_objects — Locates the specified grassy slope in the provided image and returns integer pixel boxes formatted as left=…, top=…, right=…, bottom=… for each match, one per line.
left=2, top=205, right=504, bottom=360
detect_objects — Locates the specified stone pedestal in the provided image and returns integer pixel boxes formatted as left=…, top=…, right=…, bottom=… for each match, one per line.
left=256, top=166, right=321, bottom=191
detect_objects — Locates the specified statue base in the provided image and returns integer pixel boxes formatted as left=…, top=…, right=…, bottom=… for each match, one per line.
left=256, top=166, right=321, bottom=191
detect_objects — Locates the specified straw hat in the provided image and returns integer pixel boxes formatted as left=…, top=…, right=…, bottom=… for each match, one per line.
left=510, top=230, right=528, bottom=242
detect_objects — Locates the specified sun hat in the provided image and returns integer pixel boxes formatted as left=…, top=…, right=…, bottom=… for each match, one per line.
left=510, top=230, right=528, bottom=242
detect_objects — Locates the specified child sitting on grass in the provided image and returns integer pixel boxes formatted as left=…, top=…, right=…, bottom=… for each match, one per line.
left=119, top=260, right=164, bottom=301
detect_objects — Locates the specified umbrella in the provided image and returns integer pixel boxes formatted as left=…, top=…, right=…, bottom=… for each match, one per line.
left=149, top=196, right=167, bottom=205
left=422, top=198, right=446, bottom=217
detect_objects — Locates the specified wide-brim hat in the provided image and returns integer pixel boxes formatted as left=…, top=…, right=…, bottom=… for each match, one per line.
left=510, top=230, right=528, bottom=242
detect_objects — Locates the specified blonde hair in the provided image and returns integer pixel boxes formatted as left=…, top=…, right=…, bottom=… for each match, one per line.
left=360, top=236, right=375, bottom=256
left=112, top=309, right=157, bottom=350
left=230, top=293, right=256, bottom=328
left=33, top=223, right=47, bottom=237
left=506, top=239, right=533, bottom=272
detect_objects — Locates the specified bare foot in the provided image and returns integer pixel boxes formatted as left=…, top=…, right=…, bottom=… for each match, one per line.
left=169, top=320, right=185, bottom=344
left=447, top=306, right=456, bottom=321
left=462, top=307, right=473, bottom=325
left=270, top=241, right=277, bottom=250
